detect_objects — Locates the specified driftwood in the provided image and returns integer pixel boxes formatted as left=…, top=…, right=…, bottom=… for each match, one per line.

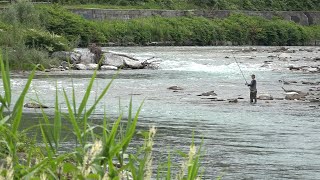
left=111, top=53, right=140, bottom=61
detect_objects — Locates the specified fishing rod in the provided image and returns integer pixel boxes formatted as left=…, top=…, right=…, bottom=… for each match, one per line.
left=232, top=53, right=248, bottom=84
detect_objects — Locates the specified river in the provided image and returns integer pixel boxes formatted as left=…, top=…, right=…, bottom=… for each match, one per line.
left=9, top=46, right=320, bottom=179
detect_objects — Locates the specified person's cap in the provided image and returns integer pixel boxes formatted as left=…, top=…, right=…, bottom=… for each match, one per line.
left=251, top=74, right=255, bottom=77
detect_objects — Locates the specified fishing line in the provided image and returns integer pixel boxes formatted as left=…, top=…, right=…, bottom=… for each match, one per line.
left=232, top=53, right=248, bottom=84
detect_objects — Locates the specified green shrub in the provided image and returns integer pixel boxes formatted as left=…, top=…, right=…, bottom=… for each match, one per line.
left=24, top=29, right=70, bottom=52
left=38, top=5, right=106, bottom=47
left=4, top=46, right=59, bottom=70
left=1, top=0, right=41, bottom=28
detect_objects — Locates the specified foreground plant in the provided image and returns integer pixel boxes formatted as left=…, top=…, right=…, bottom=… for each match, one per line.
left=0, top=50, right=204, bottom=179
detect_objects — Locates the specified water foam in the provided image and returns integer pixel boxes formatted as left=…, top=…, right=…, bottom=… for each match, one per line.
left=160, top=60, right=268, bottom=74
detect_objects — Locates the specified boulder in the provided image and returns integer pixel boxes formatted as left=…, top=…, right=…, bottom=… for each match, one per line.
left=79, top=52, right=95, bottom=64
left=24, top=102, right=48, bottom=108
left=288, top=65, right=302, bottom=70
left=228, top=98, right=238, bottom=103
left=258, top=94, right=273, bottom=100
left=86, top=63, right=99, bottom=70
left=101, top=65, right=118, bottom=70
left=124, top=59, right=145, bottom=69
left=167, top=86, right=183, bottom=90
left=285, top=92, right=304, bottom=100
left=102, top=53, right=126, bottom=68
left=75, top=64, right=87, bottom=70
left=197, top=91, right=217, bottom=96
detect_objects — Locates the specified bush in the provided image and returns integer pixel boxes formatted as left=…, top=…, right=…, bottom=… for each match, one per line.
left=24, top=29, right=70, bottom=52
left=99, top=14, right=314, bottom=46
left=38, top=5, right=106, bottom=47
left=1, top=0, right=41, bottom=28
left=4, top=46, right=59, bottom=70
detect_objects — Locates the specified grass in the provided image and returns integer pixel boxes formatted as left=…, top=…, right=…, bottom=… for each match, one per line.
left=0, top=50, right=205, bottom=179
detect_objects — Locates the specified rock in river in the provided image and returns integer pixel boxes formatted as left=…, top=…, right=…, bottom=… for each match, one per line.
left=197, top=91, right=217, bottom=96
left=258, top=94, right=273, bottom=100
left=285, top=92, right=305, bottom=100
left=167, top=86, right=184, bottom=90
left=24, top=102, right=48, bottom=108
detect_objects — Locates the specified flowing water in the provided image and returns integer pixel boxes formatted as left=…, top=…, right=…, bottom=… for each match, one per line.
left=8, top=46, right=320, bottom=179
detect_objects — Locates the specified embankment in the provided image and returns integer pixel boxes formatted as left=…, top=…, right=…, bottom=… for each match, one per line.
left=70, top=9, right=320, bottom=26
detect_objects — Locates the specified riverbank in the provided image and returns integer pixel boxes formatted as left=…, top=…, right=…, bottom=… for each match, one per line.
left=0, top=1, right=320, bottom=71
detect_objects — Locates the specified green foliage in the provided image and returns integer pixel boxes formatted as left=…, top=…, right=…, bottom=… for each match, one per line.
left=46, top=0, right=320, bottom=11
left=0, top=1, right=70, bottom=70
left=38, top=5, right=106, bottom=47
left=99, top=14, right=315, bottom=46
left=1, top=0, right=41, bottom=28
left=24, top=29, right=69, bottom=52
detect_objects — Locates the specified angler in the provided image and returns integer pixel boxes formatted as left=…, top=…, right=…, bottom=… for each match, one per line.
left=245, top=74, right=257, bottom=104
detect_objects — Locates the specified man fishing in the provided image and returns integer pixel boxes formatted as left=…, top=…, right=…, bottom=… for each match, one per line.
left=245, top=74, right=257, bottom=104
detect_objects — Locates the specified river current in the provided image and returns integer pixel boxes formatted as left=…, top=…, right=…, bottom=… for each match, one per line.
left=9, top=46, right=320, bottom=179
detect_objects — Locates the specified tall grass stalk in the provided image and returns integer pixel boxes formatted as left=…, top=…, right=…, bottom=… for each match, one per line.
left=0, top=50, right=205, bottom=179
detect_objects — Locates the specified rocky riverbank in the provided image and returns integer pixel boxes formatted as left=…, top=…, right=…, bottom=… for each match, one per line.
left=49, top=46, right=159, bottom=72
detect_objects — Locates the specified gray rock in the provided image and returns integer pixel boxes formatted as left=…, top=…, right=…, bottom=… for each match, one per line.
left=102, top=53, right=125, bottom=68
left=258, top=94, right=273, bottom=100
left=75, top=64, right=87, bottom=70
left=285, top=92, right=304, bottom=100
left=168, top=86, right=184, bottom=90
left=124, top=59, right=144, bottom=69
left=228, top=98, right=238, bottom=103
left=79, top=52, right=95, bottom=64
left=101, top=65, right=118, bottom=70
left=197, top=91, right=217, bottom=96
left=288, top=65, right=302, bottom=70
left=86, top=63, right=99, bottom=70
left=24, top=102, right=48, bottom=108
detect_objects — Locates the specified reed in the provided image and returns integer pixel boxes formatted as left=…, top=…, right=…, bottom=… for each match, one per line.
left=0, top=50, right=205, bottom=179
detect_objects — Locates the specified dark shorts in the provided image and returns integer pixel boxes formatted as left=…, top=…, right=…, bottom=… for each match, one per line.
left=250, top=91, right=257, bottom=101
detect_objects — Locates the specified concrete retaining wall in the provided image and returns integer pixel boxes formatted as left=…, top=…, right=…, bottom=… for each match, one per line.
left=70, top=9, right=320, bottom=26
